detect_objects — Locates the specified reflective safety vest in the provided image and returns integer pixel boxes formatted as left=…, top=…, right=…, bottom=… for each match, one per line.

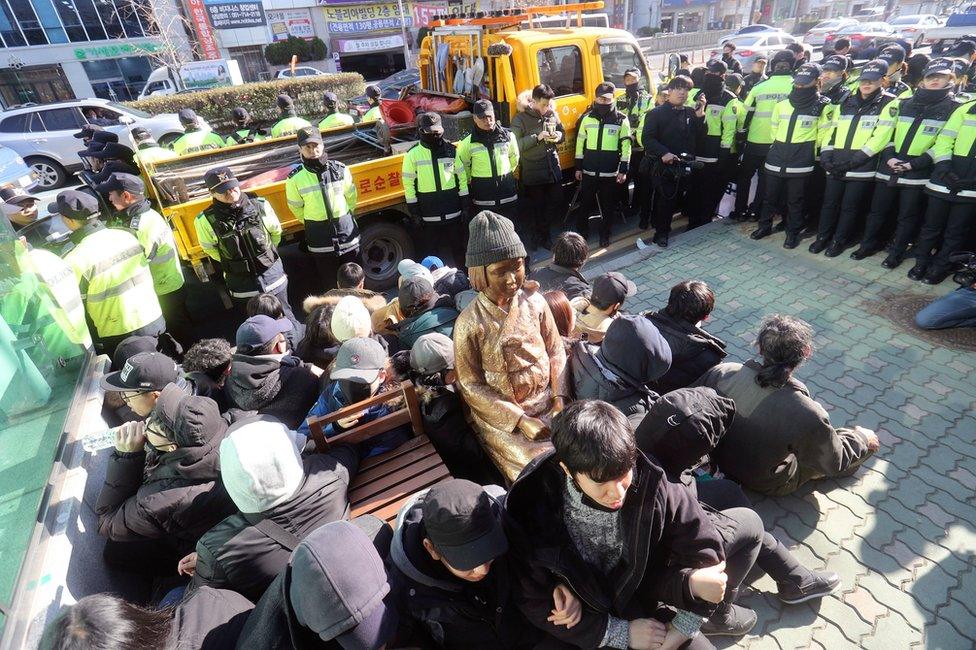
left=285, top=160, right=360, bottom=254
left=402, top=141, right=469, bottom=221
left=737, top=74, right=794, bottom=148
left=29, top=247, right=92, bottom=349
left=763, top=95, right=832, bottom=177
left=820, top=89, right=897, bottom=180
left=225, top=128, right=266, bottom=146
left=455, top=126, right=519, bottom=207
left=575, top=110, right=632, bottom=177
left=171, top=129, right=225, bottom=156
left=690, top=88, right=741, bottom=162
left=621, top=89, right=653, bottom=150
left=362, top=105, right=383, bottom=123
left=118, top=206, right=185, bottom=296
left=63, top=225, right=162, bottom=338
left=271, top=116, right=312, bottom=138
left=133, top=144, right=177, bottom=168
left=319, top=112, right=355, bottom=130
left=876, top=90, right=961, bottom=186
left=927, top=100, right=976, bottom=201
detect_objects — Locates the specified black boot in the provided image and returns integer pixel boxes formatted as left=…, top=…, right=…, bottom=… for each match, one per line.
left=784, top=233, right=800, bottom=249
left=701, top=592, right=757, bottom=637
left=907, top=262, right=927, bottom=281
left=750, top=226, right=773, bottom=240
left=923, top=267, right=952, bottom=284
left=850, top=246, right=877, bottom=260
left=772, top=220, right=786, bottom=233
left=881, top=251, right=904, bottom=269
left=808, top=237, right=829, bottom=254
left=778, top=570, right=841, bottom=605
left=825, top=241, right=848, bottom=258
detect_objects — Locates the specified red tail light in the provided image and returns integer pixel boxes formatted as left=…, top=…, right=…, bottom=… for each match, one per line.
left=903, top=27, right=918, bottom=32
left=739, top=50, right=755, bottom=57
left=852, top=33, right=865, bottom=40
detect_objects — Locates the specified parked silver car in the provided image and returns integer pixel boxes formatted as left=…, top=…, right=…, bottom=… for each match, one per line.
left=804, top=17, right=859, bottom=47
left=0, top=144, right=37, bottom=192
left=712, top=32, right=813, bottom=70
left=0, top=98, right=183, bottom=190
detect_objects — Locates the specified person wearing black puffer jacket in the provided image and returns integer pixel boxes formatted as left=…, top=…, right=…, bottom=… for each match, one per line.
left=644, top=280, right=727, bottom=394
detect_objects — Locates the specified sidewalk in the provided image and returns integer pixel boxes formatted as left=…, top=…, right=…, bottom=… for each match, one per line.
left=594, top=220, right=976, bottom=649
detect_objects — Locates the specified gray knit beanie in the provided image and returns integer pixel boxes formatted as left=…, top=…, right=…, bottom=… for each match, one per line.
left=465, top=210, right=526, bottom=268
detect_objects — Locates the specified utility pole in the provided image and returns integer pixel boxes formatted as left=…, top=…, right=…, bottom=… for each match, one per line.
left=397, top=0, right=411, bottom=65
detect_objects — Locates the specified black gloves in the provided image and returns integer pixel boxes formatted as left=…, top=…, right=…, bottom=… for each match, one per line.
left=849, top=151, right=870, bottom=169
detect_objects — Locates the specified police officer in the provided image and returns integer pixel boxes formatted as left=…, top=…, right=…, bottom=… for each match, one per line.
left=271, top=94, right=312, bottom=139
left=319, top=91, right=355, bottom=130
left=909, top=84, right=976, bottom=284
left=620, top=67, right=653, bottom=220
left=732, top=49, right=795, bottom=222
left=97, top=172, right=190, bottom=346
left=0, top=186, right=69, bottom=250
left=807, top=54, right=851, bottom=233
left=743, top=54, right=768, bottom=94
left=72, top=123, right=103, bottom=148
left=225, top=107, right=266, bottom=146
left=455, top=100, right=519, bottom=226
left=575, top=81, right=632, bottom=248
left=361, top=85, right=384, bottom=123
left=813, top=60, right=896, bottom=256
left=20, top=240, right=93, bottom=357
left=59, top=190, right=165, bottom=357
left=286, top=126, right=360, bottom=290
left=945, top=39, right=976, bottom=93
left=688, top=59, right=740, bottom=228
left=130, top=127, right=177, bottom=168
left=195, top=167, right=297, bottom=325
left=171, top=109, right=225, bottom=156
left=878, top=44, right=912, bottom=99
left=751, top=62, right=831, bottom=249
left=401, top=113, right=469, bottom=265
left=851, top=58, right=962, bottom=267
left=820, top=55, right=851, bottom=106
left=87, top=142, right=140, bottom=184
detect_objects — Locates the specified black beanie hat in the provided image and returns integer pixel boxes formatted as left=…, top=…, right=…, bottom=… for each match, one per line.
left=465, top=210, right=526, bottom=268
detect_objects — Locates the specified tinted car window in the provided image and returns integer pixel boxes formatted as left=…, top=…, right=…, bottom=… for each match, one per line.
left=0, top=114, right=30, bottom=133
left=37, top=108, right=82, bottom=131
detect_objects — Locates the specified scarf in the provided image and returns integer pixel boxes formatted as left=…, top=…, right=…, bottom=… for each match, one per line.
left=788, top=85, right=819, bottom=109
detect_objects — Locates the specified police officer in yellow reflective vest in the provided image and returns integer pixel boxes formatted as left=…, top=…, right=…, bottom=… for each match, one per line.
left=98, top=172, right=190, bottom=347
left=361, top=85, right=384, bottom=123
left=813, top=60, right=896, bottom=257
left=575, top=82, right=631, bottom=248
left=319, top=91, right=355, bottom=130
left=286, top=126, right=360, bottom=290
left=226, top=107, right=267, bottom=146
left=130, top=127, right=177, bottom=169
left=455, top=100, right=519, bottom=224
left=58, top=190, right=165, bottom=357
left=402, top=112, right=470, bottom=265
left=272, top=94, right=312, bottom=139
left=751, top=62, right=832, bottom=249
left=620, top=67, right=653, bottom=223
left=171, top=109, right=225, bottom=156
left=878, top=45, right=913, bottom=99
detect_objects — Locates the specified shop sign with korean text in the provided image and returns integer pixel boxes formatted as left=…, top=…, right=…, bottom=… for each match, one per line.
left=204, top=0, right=266, bottom=30
left=322, top=3, right=412, bottom=33
left=74, top=41, right=164, bottom=60
left=267, top=8, right=314, bottom=41
left=336, top=33, right=404, bottom=53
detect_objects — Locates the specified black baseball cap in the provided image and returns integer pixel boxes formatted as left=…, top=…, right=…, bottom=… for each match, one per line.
left=236, top=314, right=292, bottom=353
left=87, top=142, right=134, bottom=160
left=0, top=186, right=38, bottom=205
left=96, top=172, right=145, bottom=196
left=595, top=82, right=615, bottom=99
left=399, top=275, right=436, bottom=313
left=422, top=479, right=508, bottom=571
left=793, top=62, right=822, bottom=85
left=232, top=107, right=249, bottom=122
left=331, top=337, right=387, bottom=383
left=178, top=108, right=198, bottom=125
left=705, top=59, right=728, bottom=75
left=821, top=55, right=849, bottom=72
left=204, top=167, right=240, bottom=194
left=111, top=335, right=159, bottom=371
left=623, top=67, right=641, bottom=79
left=591, top=271, right=637, bottom=307
left=55, top=190, right=99, bottom=221
left=277, top=93, right=294, bottom=109
left=472, top=99, right=494, bottom=118
left=859, top=60, right=889, bottom=81
left=945, top=39, right=976, bottom=58
left=297, top=126, right=323, bottom=146
left=73, top=123, right=104, bottom=139
left=417, top=112, right=444, bottom=134
left=879, top=45, right=906, bottom=65
left=100, top=351, right=180, bottom=392
left=924, top=57, right=955, bottom=77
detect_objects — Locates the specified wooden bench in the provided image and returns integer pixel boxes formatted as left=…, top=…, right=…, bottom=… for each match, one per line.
left=306, top=380, right=451, bottom=524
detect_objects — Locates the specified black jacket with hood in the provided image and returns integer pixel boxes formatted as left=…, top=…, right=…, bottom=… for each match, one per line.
left=389, top=487, right=541, bottom=650
left=169, top=586, right=254, bottom=650
left=503, top=449, right=724, bottom=649
left=94, top=389, right=237, bottom=549
left=225, top=353, right=322, bottom=430
left=644, top=311, right=727, bottom=394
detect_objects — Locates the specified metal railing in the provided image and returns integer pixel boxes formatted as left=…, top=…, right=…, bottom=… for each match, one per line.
left=637, top=29, right=734, bottom=55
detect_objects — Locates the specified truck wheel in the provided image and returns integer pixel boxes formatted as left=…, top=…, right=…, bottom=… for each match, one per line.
left=359, top=219, right=415, bottom=291
left=26, top=156, right=67, bottom=190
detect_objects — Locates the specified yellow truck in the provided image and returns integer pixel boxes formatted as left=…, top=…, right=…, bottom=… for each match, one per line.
left=145, top=1, right=653, bottom=288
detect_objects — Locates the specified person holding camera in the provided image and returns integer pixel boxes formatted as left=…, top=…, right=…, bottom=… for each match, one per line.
left=915, top=262, right=976, bottom=329
left=640, top=75, right=705, bottom=248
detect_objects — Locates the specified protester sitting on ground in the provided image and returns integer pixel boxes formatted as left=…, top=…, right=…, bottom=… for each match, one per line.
left=294, top=304, right=340, bottom=370
left=248, top=292, right=303, bottom=350
left=225, top=315, right=322, bottom=430
left=94, top=386, right=237, bottom=575
left=236, top=518, right=401, bottom=649
left=371, top=258, right=434, bottom=336
left=637, top=387, right=842, bottom=606
left=695, top=314, right=880, bottom=495
left=298, top=336, right=411, bottom=457
left=392, top=479, right=582, bottom=648
left=183, top=415, right=358, bottom=601
left=395, top=276, right=460, bottom=349
left=574, top=271, right=636, bottom=344
left=100, top=351, right=184, bottom=418
left=531, top=231, right=591, bottom=302
left=407, top=333, right=504, bottom=485
left=329, top=294, right=373, bottom=344
left=645, top=280, right=728, bottom=394
left=40, top=588, right=253, bottom=650
left=454, top=211, right=569, bottom=483
left=915, top=277, right=976, bottom=330
left=422, top=255, right=472, bottom=297
left=302, top=262, right=388, bottom=316
left=181, top=337, right=233, bottom=412
left=504, top=400, right=735, bottom=648
left=543, top=290, right=576, bottom=341
left=571, top=314, right=672, bottom=429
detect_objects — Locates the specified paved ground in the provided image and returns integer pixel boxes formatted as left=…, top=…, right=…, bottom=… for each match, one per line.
left=587, top=219, right=976, bottom=650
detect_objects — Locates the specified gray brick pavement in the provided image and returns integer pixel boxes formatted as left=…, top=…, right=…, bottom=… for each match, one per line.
left=600, top=221, right=976, bottom=649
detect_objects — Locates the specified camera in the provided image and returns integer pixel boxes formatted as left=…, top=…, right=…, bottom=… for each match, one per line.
left=949, top=251, right=976, bottom=287
left=660, top=152, right=704, bottom=179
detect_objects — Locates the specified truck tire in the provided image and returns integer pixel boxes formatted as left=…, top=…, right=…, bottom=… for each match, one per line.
left=26, top=156, right=67, bottom=190
left=359, top=219, right=415, bottom=291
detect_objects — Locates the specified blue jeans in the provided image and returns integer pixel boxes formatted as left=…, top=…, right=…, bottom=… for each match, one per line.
left=915, top=287, right=976, bottom=330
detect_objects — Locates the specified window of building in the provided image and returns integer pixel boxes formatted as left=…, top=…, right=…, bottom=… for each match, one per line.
left=0, top=65, right=73, bottom=107
left=82, top=56, right=152, bottom=101
left=227, top=46, right=270, bottom=83
left=0, top=0, right=25, bottom=47
left=113, top=0, right=142, bottom=37
left=71, top=0, right=106, bottom=41
left=94, top=0, right=125, bottom=38
left=537, top=45, right=584, bottom=98
left=131, top=0, right=157, bottom=34
left=51, top=0, right=90, bottom=41
left=598, top=41, right=650, bottom=93
left=29, top=0, right=69, bottom=43
left=8, top=0, right=46, bottom=45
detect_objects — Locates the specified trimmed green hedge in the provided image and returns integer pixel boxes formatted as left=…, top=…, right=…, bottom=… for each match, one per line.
left=123, top=73, right=366, bottom=130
